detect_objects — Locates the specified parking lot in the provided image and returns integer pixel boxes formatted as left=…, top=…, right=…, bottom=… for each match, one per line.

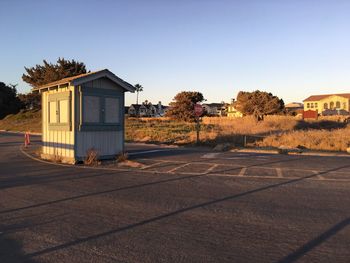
left=1, top=132, right=350, bottom=263
left=127, top=150, right=350, bottom=181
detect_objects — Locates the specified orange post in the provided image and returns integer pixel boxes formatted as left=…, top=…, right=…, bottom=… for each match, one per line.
left=24, top=132, right=30, bottom=147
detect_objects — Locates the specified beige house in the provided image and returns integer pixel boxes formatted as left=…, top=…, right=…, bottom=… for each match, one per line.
left=226, top=99, right=243, bottom=118
left=303, top=93, right=350, bottom=115
left=33, top=69, right=135, bottom=163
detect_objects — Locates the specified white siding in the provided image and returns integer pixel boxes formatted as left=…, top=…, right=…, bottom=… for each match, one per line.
left=42, top=86, right=75, bottom=159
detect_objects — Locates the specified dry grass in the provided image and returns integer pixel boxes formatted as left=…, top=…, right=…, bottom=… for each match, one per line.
left=125, top=115, right=300, bottom=146
left=257, top=126, right=350, bottom=151
left=2, top=110, right=349, bottom=152
left=126, top=116, right=350, bottom=152
left=0, top=110, right=41, bottom=133
left=116, top=152, right=128, bottom=162
left=84, top=148, right=99, bottom=166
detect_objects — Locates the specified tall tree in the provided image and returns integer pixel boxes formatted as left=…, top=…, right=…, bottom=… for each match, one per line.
left=0, top=83, right=22, bottom=119
left=234, top=90, right=284, bottom=121
left=22, top=58, right=88, bottom=87
left=18, top=92, right=41, bottom=110
left=166, top=91, right=205, bottom=121
left=134, top=83, right=143, bottom=105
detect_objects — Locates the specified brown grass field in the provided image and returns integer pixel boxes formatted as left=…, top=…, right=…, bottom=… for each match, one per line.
left=1, top=111, right=349, bottom=152
left=126, top=116, right=350, bottom=152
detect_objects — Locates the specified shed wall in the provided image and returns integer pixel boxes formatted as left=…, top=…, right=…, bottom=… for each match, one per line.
left=75, top=78, right=125, bottom=159
left=42, top=85, right=75, bottom=159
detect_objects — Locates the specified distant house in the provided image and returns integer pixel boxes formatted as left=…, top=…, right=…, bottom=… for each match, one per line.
left=226, top=99, right=243, bottom=118
left=285, top=102, right=303, bottom=115
left=128, top=101, right=167, bottom=117
left=202, top=103, right=226, bottom=116
left=303, top=93, right=350, bottom=116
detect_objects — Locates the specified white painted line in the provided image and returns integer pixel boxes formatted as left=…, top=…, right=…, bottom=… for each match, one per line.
left=140, top=161, right=166, bottom=170
left=276, top=168, right=283, bottom=178
left=167, top=163, right=191, bottom=173
left=225, top=157, right=269, bottom=160
left=201, top=153, right=220, bottom=159
left=128, top=150, right=167, bottom=156
left=204, top=164, right=219, bottom=174
left=313, top=170, right=325, bottom=180
left=239, top=167, right=247, bottom=176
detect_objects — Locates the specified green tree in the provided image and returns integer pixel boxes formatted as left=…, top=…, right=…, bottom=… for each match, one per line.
left=18, top=92, right=41, bottom=110
left=0, top=83, right=22, bottom=119
left=166, top=91, right=205, bottom=121
left=22, top=58, right=88, bottom=87
left=134, top=83, right=143, bottom=105
left=234, top=90, right=284, bottom=121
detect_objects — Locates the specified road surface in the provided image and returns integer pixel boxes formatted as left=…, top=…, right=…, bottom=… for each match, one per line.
left=0, top=132, right=349, bottom=263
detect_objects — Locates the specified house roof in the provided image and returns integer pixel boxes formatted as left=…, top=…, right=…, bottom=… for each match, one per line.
left=303, top=93, right=350, bottom=102
left=285, top=102, right=303, bottom=108
left=130, top=104, right=142, bottom=111
left=32, top=69, right=135, bottom=92
left=203, top=103, right=224, bottom=108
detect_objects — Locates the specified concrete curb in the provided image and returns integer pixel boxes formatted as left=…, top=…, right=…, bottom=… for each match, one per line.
left=230, top=147, right=350, bottom=157
left=0, top=130, right=42, bottom=136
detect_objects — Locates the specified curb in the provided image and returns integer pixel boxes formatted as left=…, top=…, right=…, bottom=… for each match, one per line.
left=230, top=147, right=350, bottom=157
left=0, top=130, right=42, bottom=136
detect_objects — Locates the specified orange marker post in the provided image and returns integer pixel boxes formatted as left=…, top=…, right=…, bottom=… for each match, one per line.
left=24, top=132, right=30, bottom=147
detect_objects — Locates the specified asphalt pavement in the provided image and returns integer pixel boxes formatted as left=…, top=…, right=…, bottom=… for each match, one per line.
left=0, top=132, right=349, bottom=263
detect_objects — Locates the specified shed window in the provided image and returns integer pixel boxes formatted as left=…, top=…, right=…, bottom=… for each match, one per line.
left=59, top=100, right=69, bottom=123
left=83, top=96, right=100, bottom=123
left=105, top=97, right=120, bottom=123
left=79, top=86, right=121, bottom=131
left=47, top=91, right=71, bottom=131
left=49, top=101, right=57, bottom=123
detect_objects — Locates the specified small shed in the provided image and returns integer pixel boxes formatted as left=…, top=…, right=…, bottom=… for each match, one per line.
left=32, top=69, right=135, bottom=163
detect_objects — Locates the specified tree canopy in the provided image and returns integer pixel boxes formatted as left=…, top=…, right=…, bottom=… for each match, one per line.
left=234, top=90, right=284, bottom=121
left=18, top=92, right=41, bottom=110
left=22, top=58, right=88, bottom=87
left=134, top=83, right=143, bottom=105
left=166, top=91, right=205, bottom=121
left=0, top=83, right=22, bottom=119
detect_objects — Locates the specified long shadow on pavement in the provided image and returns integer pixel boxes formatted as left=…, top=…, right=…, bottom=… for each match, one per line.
left=25, top=163, right=350, bottom=258
left=0, top=155, right=308, bottom=214
left=277, top=217, right=350, bottom=263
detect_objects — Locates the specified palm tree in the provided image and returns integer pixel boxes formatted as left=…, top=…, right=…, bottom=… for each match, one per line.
left=134, top=84, right=143, bottom=105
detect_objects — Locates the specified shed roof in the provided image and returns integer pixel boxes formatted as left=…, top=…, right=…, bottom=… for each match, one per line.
left=32, top=69, right=135, bottom=92
left=303, top=93, right=350, bottom=102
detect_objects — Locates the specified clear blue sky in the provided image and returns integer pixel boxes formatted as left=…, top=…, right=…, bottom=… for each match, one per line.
left=1, top=0, right=349, bottom=105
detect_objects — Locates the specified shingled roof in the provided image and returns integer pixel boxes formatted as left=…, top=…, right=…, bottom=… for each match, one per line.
left=303, top=93, right=350, bottom=102
left=32, top=69, right=135, bottom=92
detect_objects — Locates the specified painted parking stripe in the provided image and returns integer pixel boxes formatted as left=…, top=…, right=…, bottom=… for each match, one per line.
left=204, top=164, right=219, bottom=174
left=201, top=153, right=221, bottom=159
left=276, top=168, right=283, bottom=178
left=141, top=161, right=167, bottom=170
left=239, top=167, right=247, bottom=176
left=167, top=163, right=191, bottom=173
left=313, top=170, right=325, bottom=180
